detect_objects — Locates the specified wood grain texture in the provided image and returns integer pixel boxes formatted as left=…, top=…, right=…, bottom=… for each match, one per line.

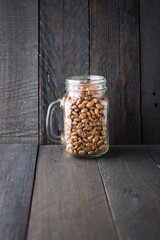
left=39, top=0, right=89, bottom=144
left=146, top=145, right=160, bottom=167
left=27, top=145, right=118, bottom=240
left=0, top=144, right=38, bottom=240
left=90, top=0, right=141, bottom=144
left=98, top=146, right=160, bottom=240
left=140, top=0, right=160, bottom=144
left=0, top=0, right=38, bottom=143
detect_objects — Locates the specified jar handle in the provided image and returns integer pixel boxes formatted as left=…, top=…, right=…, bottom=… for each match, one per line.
left=46, top=99, right=62, bottom=143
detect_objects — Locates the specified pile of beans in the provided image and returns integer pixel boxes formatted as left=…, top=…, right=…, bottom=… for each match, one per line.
left=64, top=89, right=108, bottom=156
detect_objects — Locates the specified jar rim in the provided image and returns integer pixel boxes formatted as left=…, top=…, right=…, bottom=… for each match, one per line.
left=66, top=75, right=106, bottom=85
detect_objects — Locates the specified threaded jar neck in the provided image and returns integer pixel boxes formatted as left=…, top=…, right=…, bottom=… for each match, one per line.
left=65, top=75, right=107, bottom=92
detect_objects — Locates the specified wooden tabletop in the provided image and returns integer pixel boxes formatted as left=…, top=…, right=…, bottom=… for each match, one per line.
left=0, top=145, right=160, bottom=240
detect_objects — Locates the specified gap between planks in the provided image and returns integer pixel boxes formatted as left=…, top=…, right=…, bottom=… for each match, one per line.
left=97, top=145, right=160, bottom=240
left=96, top=158, right=122, bottom=240
left=25, top=145, right=40, bottom=240
left=27, top=145, right=118, bottom=240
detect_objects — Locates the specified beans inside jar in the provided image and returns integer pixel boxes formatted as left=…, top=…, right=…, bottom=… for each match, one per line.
left=46, top=75, right=109, bottom=157
left=64, top=87, right=109, bottom=157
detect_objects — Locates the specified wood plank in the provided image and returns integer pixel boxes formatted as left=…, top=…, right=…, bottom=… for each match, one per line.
left=27, top=145, right=118, bottom=240
left=146, top=145, right=160, bottom=168
left=0, top=0, right=38, bottom=143
left=39, top=0, right=89, bottom=144
left=0, top=144, right=38, bottom=240
left=98, top=146, right=160, bottom=240
left=90, top=0, right=141, bottom=144
left=140, top=0, right=160, bottom=144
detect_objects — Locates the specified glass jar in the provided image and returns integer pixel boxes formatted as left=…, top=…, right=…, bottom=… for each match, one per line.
left=46, top=75, right=109, bottom=158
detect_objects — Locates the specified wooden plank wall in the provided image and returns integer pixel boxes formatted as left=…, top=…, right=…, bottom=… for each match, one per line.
left=90, top=0, right=141, bottom=144
left=39, top=0, right=89, bottom=144
left=0, top=0, right=159, bottom=145
left=0, top=0, right=38, bottom=143
left=39, top=0, right=141, bottom=144
left=140, top=0, right=160, bottom=144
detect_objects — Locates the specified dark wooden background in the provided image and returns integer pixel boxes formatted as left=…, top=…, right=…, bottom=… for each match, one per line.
left=0, top=0, right=160, bottom=145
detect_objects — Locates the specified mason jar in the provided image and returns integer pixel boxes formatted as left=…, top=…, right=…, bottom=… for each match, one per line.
left=46, top=75, right=109, bottom=158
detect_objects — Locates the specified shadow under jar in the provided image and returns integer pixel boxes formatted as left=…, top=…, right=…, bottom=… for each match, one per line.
left=46, top=75, right=109, bottom=158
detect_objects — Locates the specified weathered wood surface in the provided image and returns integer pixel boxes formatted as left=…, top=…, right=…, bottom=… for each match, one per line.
left=90, top=0, right=141, bottom=144
left=98, top=146, right=160, bottom=240
left=147, top=145, right=160, bottom=167
left=39, top=0, right=89, bottom=144
left=0, top=0, right=160, bottom=145
left=39, top=0, right=142, bottom=145
left=140, top=0, right=160, bottom=144
left=0, top=145, right=160, bottom=239
left=0, top=0, right=38, bottom=143
left=0, top=144, right=38, bottom=240
left=27, top=145, right=118, bottom=240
